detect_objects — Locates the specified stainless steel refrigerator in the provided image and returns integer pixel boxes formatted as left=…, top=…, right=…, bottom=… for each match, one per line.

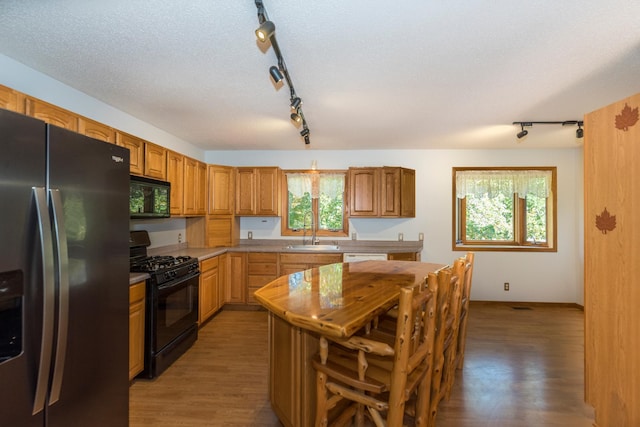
left=0, top=108, right=130, bottom=426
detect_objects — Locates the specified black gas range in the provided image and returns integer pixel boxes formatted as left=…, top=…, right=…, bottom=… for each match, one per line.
left=129, top=231, right=199, bottom=379
left=130, top=255, right=199, bottom=286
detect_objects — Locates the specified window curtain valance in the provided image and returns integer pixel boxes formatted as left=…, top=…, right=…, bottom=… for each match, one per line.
left=456, top=170, right=552, bottom=199
left=286, top=173, right=345, bottom=199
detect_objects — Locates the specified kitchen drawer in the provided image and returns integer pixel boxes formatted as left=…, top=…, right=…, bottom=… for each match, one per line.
left=279, top=253, right=342, bottom=265
left=248, top=252, right=278, bottom=263
left=201, top=256, right=219, bottom=272
left=248, top=275, right=277, bottom=288
left=247, top=252, right=278, bottom=275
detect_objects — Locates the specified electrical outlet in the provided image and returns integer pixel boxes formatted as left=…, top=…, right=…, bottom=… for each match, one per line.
left=351, top=232, right=357, bottom=240
left=398, top=233, right=403, bottom=241
left=504, top=282, right=510, bottom=291
left=178, top=233, right=182, bottom=244
left=418, top=232, right=424, bottom=241
left=248, top=231, right=253, bottom=240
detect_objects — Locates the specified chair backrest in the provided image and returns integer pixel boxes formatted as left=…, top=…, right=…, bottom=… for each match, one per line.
left=315, top=275, right=438, bottom=426
left=456, top=252, right=475, bottom=370
left=386, top=277, right=438, bottom=423
left=429, top=260, right=465, bottom=426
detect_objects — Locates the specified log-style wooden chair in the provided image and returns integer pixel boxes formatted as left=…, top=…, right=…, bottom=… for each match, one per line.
left=312, top=274, right=438, bottom=427
left=428, top=258, right=465, bottom=426
left=455, top=252, right=475, bottom=370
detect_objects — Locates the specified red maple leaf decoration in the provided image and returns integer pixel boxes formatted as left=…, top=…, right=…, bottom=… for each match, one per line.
left=615, top=103, right=639, bottom=131
left=595, top=207, right=616, bottom=234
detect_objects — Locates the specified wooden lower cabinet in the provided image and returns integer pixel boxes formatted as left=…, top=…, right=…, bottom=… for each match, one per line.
left=247, top=252, right=278, bottom=305
left=269, top=313, right=319, bottom=427
left=226, top=252, right=246, bottom=304
left=199, top=256, right=221, bottom=325
left=129, top=281, right=146, bottom=381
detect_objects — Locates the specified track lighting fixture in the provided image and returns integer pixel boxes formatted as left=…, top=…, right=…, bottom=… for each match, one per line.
left=290, top=97, right=302, bottom=110
left=512, top=121, right=584, bottom=140
left=300, top=127, right=310, bottom=145
left=254, top=0, right=312, bottom=145
left=517, top=123, right=529, bottom=139
left=269, top=66, right=283, bottom=83
left=255, top=20, right=275, bottom=42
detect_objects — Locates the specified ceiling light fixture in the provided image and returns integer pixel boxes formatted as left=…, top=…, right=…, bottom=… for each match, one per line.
left=517, top=123, right=530, bottom=139
left=255, top=20, right=275, bottom=42
left=255, top=0, right=311, bottom=145
left=512, top=121, right=584, bottom=140
left=269, top=65, right=283, bottom=83
left=290, top=97, right=302, bottom=110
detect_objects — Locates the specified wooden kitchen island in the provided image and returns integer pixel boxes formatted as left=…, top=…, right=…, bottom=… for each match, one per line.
left=253, top=260, right=446, bottom=427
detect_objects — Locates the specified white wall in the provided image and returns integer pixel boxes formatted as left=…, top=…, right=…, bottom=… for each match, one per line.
left=0, top=54, right=585, bottom=304
left=208, top=149, right=584, bottom=304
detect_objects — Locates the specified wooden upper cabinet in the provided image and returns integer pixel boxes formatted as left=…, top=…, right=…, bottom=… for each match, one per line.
left=26, top=97, right=78, bottom=131
left=208, top=165, right=235, bottom=215
left=349, top=167, right=380, bottom=217
left=0, top=84, right=25, bottom=113
left=349, top=166, right=415, bottom=218
left=235, top=168, right=256, bottom=215
left=196, top=161, right=207, bottom=214
left=78, top=117, right=116, bottom=143
left=115, top=131, right=144, bottom=176
left=235, top=167, right=280, bottom=216
left=256, top=167, right=280, bottom=216
left=167, top=150, right=184, bottom=216
left=183, top=157, right=207, bottom=216
left=380, top=167, right=415, bottom=217
left=144, top=142, right=167, bottom=180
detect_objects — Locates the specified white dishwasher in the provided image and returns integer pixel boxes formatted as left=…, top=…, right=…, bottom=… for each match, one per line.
left=342, top=253, right=388, bottom=262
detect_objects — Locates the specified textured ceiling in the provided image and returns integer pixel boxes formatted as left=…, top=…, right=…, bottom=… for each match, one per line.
left=0, top=1, right=639, bottom=150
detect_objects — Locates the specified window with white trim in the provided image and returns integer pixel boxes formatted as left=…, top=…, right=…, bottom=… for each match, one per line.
left=453, top=167, right=557, bottom=251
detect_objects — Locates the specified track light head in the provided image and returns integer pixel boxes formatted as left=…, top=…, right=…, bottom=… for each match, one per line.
left=517, top=124, right=529, bottom=139
left=269, top=66, right=283, bottom=83
left=290, top=112, right=301, bottom=123
left=290, top=97, right=302, bottom=110
left=255, top=20, right=275, bottom=42
left=300, top=128, right=310, bottom=137
left=576, top=124, right=584, bottom=138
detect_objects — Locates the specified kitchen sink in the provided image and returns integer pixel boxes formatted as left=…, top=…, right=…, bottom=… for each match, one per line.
left=285, top=244, right=341, bottom=251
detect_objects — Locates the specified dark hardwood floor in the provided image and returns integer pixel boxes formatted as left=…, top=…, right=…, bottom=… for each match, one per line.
left=129, top=302, right=595, bottom=426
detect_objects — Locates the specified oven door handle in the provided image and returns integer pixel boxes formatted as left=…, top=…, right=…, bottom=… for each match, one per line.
left=156, top=271, right=200, bottom=292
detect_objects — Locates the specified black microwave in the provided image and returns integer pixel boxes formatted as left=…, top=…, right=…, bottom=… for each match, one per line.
left=129, top=175, right=171, bottom=219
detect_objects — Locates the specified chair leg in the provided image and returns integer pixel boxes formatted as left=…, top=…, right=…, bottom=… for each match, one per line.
left=414, top=372, right=431, bottom=427
left=315, top=371, right=329, bottom=427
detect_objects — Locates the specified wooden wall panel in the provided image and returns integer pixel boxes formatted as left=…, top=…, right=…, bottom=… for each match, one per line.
left=584, top=92, right=640, bottom=427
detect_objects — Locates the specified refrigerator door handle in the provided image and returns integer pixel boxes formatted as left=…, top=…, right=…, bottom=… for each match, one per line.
left=48, top=188, right=69, bottom=405
left=31, top=187, right=55, bottom=415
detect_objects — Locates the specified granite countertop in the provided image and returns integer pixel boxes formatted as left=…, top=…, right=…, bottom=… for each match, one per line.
left=130, top=239, right=423, bottom=285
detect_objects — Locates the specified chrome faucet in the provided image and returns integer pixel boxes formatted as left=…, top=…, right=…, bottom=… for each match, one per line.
left=302, top=210, right=319, bottom=245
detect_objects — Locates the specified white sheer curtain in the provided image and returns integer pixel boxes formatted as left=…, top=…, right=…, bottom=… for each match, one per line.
left=286, top=173, right=345, bottom=199
left=456, top=170, right=552, bottom=199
